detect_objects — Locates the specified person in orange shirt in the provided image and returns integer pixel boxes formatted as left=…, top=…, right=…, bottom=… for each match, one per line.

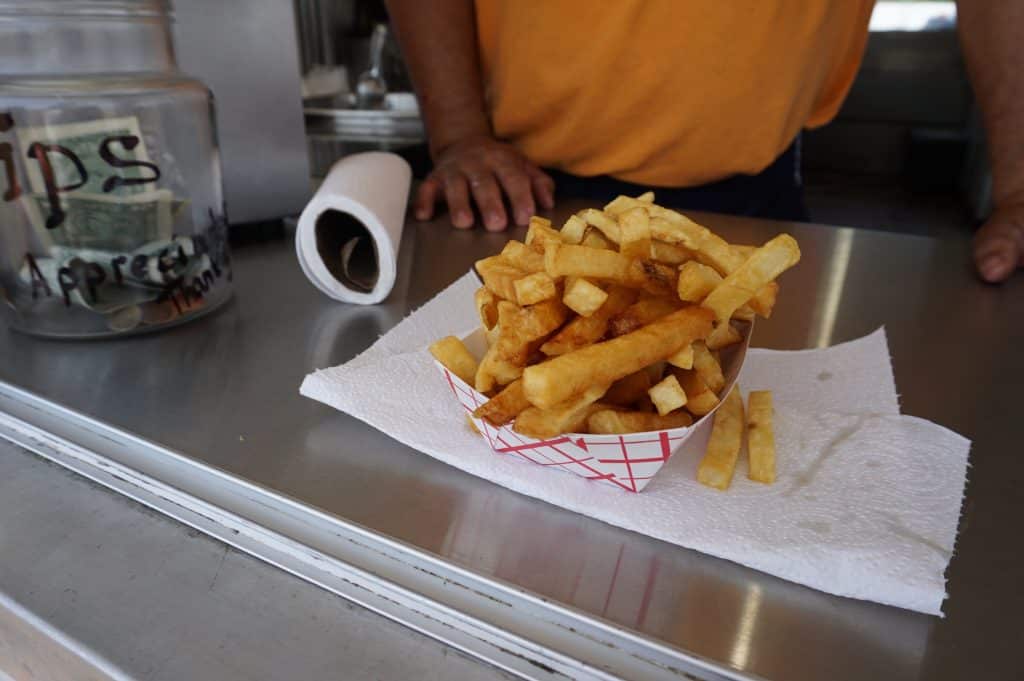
left=386, top=1, right=1024, bottom=283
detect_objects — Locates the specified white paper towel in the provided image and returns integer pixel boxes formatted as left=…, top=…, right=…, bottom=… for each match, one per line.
left=300, top=272, right=971, bottom=615
left=296, top=152, right=411, bottom=304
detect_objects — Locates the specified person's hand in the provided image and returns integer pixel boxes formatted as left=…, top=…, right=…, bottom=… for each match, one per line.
left=973, top=201, right=1024, bottom=283
left=414, top=135, right=555, bottom=231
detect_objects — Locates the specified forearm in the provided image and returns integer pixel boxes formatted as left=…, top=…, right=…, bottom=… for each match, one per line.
left=957, top=1, right=1024, bottom=207
left=385, top=0, right=490, bottom=157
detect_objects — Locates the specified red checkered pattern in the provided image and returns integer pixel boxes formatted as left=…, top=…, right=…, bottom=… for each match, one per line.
left=435, top=363, right=703, bottom=492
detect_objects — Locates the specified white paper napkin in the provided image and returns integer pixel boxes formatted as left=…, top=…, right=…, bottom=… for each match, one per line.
left=295, top=152, right=411, bottom=305
left=301, top=272, right=970, bottom=615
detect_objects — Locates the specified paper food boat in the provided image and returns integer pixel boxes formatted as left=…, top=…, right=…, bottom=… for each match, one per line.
left=433, top=323, right=750, bottom=492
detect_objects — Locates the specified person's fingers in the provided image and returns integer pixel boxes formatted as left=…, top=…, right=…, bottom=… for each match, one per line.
left=978, top=251, right=1015, bottom=283
left=442, top=174, right=474, bottom=229
left=494, top=165, right=535, bottom=226
left=973, top=219, right=1024, bottom=283
left=415, top=176, right=440, bottom=221
left=974, top=234, right=1017, bottom=283
left=467, top=172, right=509, bottom=231
left=526, top=166, right=556, bottom=210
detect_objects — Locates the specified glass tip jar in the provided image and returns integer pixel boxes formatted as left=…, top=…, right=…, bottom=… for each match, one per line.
left=0, top=0, right=232, bottom=337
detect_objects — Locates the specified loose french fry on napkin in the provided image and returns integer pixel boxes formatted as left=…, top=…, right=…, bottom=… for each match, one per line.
left=746, top=390, right=777, bottom=483
left=697, top=385, right=746, bottom=490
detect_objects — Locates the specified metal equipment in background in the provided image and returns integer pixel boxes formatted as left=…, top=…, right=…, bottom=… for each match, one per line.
left=172, top=0, right=312, bottom=226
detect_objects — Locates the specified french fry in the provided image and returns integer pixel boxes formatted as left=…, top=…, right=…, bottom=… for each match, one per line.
left=603, top=192, right=655, bottom=215
left=540, top=285, right=635, bottom=356
left=473, top=379, right=531, bottom=427
left=746, top=281, right=778, bottom=318
left=545, top=242, right=631, bottom=281
left=522, top=306, right=714, bottom=409
left=476, top=256, right=526, bottom=301
left=480, top=299, right=569, bottom=386
left=579, top=208, right=621, bottom=243
left=587, top=409, right=692, bottom=434
left=648, top=208, right=737, bottom=273
left=545, top=243, right=675, bottom=296
left=648, top=374, right=687, bottom=415
left=677, top=261, right=723, bottom=303
left=581, top=228, right=614, bottom=250
left=635, top=395, right=656, bottom=413
left=603, top=369, right=653, bottom=406
left=525, top=216, right=563, bottom=252
left=696, top=385, right=745, bottom=490
left=475, top=344, right=499, bottom=392
left=501, top=240, right=546, bottom=273
left=650, top=240, right=695, bottom=266
left=733, top=304, right=757, bottom=322
left=667, top=343, right=694, bottom=369
left=609, top=297, right=682, bottom=337
left=475, top=287, right=498, bottom=330
left=707, top=321, right=743, bottom=350
left=692, top=341, right=725, bottom=393
left=485, top=321, right=501, bottom=347
left=645, top=360, right=667, bottom=384
left=429, top=336, right=479, bottom=386
left=560, top=214, right=588, bottom=244
left=514, top=272, right=558, bottom=305
left=630, top=259, right=678, bottom=297
left=465, top=414, right=481, bottom=434
left=562, top=277, right=608, bottom=317
left=618, top=206, right=652, bottom=259
left=702, top=234, right=800, bottom=321
left=732, top=244, right=757, bottom=260
left=673, top=368, right=720, bottom=416
left=648, top=210, right=779, bottom=315
left=514, top=384, right=609, bottom=438
left=746, top=390, right=776, bottom=483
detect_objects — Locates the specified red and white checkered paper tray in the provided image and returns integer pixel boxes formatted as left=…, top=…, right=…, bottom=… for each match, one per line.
left=433, top=324, right=751, bottom=493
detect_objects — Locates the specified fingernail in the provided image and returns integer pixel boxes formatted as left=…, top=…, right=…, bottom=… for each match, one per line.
left=981, top=254, right=1008, bottom=281
left=415, top=209, right=428, bottom=221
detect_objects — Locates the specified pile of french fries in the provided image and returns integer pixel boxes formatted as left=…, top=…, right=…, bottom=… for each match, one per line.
left=430, top=192, right=800, bottom=487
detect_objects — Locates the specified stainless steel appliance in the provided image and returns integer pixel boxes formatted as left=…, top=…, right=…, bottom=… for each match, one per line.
left=171, top=0, right=311, bottom=225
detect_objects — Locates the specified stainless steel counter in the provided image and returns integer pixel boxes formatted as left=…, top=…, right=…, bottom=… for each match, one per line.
left=1, top=203, right=1020, bottom=680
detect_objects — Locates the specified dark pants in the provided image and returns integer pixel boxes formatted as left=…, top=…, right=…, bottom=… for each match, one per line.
left=399, top=136, right=808, bottom=222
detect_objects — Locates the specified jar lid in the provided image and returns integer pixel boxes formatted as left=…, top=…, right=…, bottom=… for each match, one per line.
left=0, top=0, right=169, bottom=18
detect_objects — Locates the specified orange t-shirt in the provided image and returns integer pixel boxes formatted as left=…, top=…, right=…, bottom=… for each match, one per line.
left=474, top=1, right=874, bottom=187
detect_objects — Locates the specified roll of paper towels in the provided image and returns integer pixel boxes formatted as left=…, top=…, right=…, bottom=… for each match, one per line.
left=295, top=152, right=412, bottom=304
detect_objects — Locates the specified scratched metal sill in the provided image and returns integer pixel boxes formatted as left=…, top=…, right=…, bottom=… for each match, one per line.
left=0, top=379, right=756, bottom=681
